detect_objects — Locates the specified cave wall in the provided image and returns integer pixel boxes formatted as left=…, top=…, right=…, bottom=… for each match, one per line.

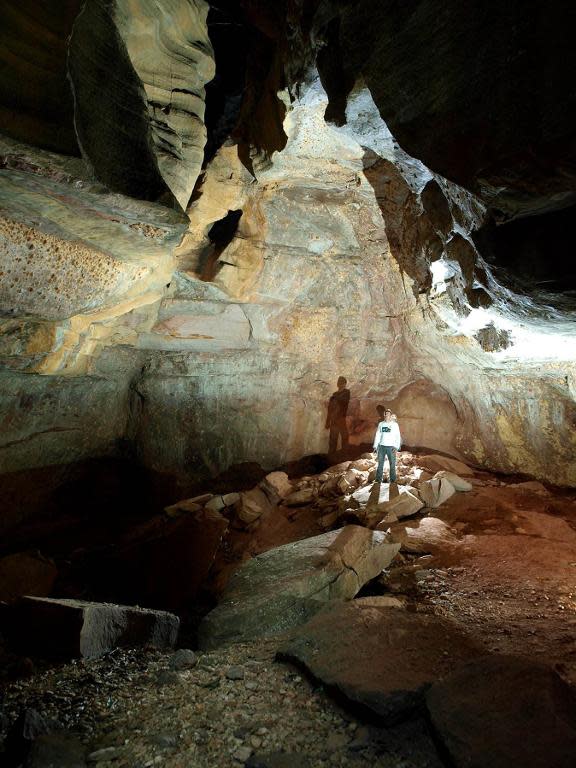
left=1, top=1, right=576, bottom=531
left=313, top=0, right=576, bottom=219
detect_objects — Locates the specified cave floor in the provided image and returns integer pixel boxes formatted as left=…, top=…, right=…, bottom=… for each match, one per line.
left=2, top=470, right=576, bottom=767
left=386, top=474, right=576, bottom=689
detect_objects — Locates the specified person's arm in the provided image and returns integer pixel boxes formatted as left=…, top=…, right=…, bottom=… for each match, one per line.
left=373, top=422, right=381, bottom=452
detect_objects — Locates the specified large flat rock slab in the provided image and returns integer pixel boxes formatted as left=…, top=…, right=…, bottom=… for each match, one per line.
left=277, top=598, right=482, bottom=723
left=198, top=526, right=400, bottom=650
left=8, top=597, right=179, bottom=659
left=427, top=655, right=576, bottom=768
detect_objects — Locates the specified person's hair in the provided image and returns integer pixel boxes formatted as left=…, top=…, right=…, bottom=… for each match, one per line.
left=384, top=408, right=392, bottom=414
left=337, top=376, right=347, bottom=386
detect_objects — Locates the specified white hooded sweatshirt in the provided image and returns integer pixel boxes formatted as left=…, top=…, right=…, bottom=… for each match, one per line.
left=373, top=419, right=401, bottom=451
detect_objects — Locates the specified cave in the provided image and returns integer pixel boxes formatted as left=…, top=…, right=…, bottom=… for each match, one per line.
left=1, top=2, right=576, bottom=767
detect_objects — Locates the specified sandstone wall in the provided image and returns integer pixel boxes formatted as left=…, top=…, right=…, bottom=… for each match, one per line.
left=1, top=7, right=575, bottom=517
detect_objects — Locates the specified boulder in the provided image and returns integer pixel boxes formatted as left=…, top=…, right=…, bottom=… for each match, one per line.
left=352, top=483, right=424, bottom=522
left=164, top=501, right=202, bottom=518
left=369, top=489, right=424, bottom=526
left=205, top=492, right=241, bottom=513
left=406, top=468, right=434, bottom=487
left=277, top=598, right=481, bottom=723
left=236, top=488, right=272, bottom=524
left=198, top=526, right=400, bottom=650
left=260, top=471, right=293, bottom=502
left=427, top=655, right=576, bottom=768
left=325, top=461, right=351, bottom=475
left=433, top=471, right=472, bottom=492
left=393, top=517, right=459, bottom=555
left=164, top=493, right=213, bottom=517
left=284, top=488, right=316, bottom=507
left=348, top=458, right=375, bottom=472
left=0, top=552, right=57, bottom=603
left=8, top=597, right=179, bottom=659
left=419, top=455, right=474, bottom=477
left=418, top=476, right=456, bottom=508
left=318, top=510, right=340, bottom=530
left=319, top=476, right=343, bottom=497
left=337, top=469, right=363, bottom=494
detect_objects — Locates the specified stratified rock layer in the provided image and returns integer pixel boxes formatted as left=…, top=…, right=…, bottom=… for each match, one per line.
left=69, top=0, right=214, bottom=208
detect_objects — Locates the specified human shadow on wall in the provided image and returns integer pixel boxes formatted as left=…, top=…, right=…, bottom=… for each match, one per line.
left=325, top=376, right=350, bottom=456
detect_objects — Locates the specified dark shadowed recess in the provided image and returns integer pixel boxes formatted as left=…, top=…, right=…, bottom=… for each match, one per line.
left=201, top=208, right=244, bottom=280
left=473, top=205, right=576, bottom=308
left=310, top=0, right=576, bottom=220
left=0, top=457, right=163, bottom=557
left=203, top=2, right=250, bottom=164
left=0, top=0, right=83, bottom=155
left=204, top=0, right=320, bottom=173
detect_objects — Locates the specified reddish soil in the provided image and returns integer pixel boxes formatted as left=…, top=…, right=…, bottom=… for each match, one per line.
left=384, top=474, right=576, bottom=686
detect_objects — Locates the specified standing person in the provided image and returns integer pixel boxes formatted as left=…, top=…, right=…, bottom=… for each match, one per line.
left=373, top=408, right=401, bottom=483
left=325, top=376, right=350, bottom=453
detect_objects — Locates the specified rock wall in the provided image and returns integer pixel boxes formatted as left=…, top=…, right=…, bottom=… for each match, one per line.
left=69, top=0, right=214, bottom=208
left=129, top=78, right=576, bottom=486
left=313, top=0, right=576, bottom=219
left=1, top=3, right=576, bottom=534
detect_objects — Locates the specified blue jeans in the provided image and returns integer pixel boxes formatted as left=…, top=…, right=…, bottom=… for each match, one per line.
left=376, top=445, right=397, bottom=482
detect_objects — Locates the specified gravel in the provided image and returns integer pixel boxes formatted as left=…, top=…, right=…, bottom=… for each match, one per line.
left=0, top=640, right=443, bottom=768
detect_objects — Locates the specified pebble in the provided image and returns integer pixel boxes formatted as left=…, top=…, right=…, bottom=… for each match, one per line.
left=169, top=649, right=197, bottom=670
left=226, top=666, right=246, bottom=681
left=233, top=745, right=253, bottom=762
left=156, top=670, right=180, bottom=687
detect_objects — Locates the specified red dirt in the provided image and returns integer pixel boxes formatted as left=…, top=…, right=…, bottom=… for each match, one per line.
left=385, top=475, right=576, bottom=686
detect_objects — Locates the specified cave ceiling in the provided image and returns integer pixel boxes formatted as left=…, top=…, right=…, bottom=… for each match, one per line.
left=0, top=0, right=575, bottom=526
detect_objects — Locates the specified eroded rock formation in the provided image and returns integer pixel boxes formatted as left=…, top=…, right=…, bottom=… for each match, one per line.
left=0, top=1, right=575, bottom=541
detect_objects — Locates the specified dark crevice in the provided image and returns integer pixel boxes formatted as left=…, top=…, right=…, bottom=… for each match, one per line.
left=203, top=2, right=250, bottom=165
left=315, top=15, right=356, bottom=126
